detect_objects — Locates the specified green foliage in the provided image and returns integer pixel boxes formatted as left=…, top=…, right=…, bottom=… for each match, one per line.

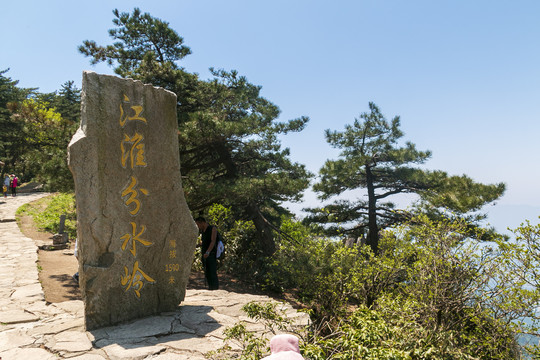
left=16, top=193, right=77, bottom=239
left=388, top=216, right=521, bottom=358
left=198, top=203, right=265, bottom=283
left=199, top=205, right=312, bottom=293
left=178, top=68, right=311, bottom=255
left=241, top=302, right=293, bottom=334
left=80, top=9, right=312, bottom=257
left=303, top=297, right=518, bottom=360
left=496, top=219, right=540, bottom=355
left=79, top=8, right=191, bottom=77
left=25, top=145, right=75, bottom=191
left=262, top=217, right=411, bottom=320
left=306, top=102, right=505, bottom=253
left=200, top=208, right=540, bottom=359
left=217, top=267, right=520, bottom=359
left=418, top=172, right=506, bottom=213
left=206, top=203, right=233, bottom=232
left=304, top=305, right=413, bottom=360
left=247, top=215, right=525, bottom=358
left=0, top=69, right=34, bottom=177
left=219, top=301, right=305, bottom=360
left=1, top=79, right=80, bottom=190
left=221, top=322, right=268, bottom=360
left=80, top=8, right=202, bottom=121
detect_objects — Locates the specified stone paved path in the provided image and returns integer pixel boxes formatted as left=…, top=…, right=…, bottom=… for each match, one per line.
left=0, top=193, right=308, bottom=360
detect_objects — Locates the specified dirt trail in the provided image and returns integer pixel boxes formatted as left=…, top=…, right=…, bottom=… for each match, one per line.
left=17, top=211, right=80, bottom=302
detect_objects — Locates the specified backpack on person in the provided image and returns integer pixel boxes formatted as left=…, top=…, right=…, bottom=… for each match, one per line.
left=216, top=232, right=225, bottom=259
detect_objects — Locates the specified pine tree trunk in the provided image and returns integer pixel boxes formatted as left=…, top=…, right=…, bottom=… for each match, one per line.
left=365, top=165, right=379, bottom=255
left=248, top=203, right=276, bottom=257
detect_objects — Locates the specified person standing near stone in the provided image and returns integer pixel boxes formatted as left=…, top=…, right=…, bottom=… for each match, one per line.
left=195, top=216, right=220, bottom=290
left=3, top=175, right=9, bottom=198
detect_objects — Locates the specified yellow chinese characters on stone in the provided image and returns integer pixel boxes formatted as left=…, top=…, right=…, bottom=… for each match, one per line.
left=121, top=222, right=153, bottom=257
left=121, top=261, right=156, bottom=298
left=121, top=176, right=149, bottom=216
left=119, top=94, right=147, bottom=127
left=121, top=132, right=147, bottom=169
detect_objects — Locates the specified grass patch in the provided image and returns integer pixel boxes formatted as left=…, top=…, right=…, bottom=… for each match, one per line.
left=16, top=193, right=77, bottom=239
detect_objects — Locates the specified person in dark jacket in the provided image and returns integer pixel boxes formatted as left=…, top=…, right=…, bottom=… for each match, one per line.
left=195, top=216, right=219, bottom=290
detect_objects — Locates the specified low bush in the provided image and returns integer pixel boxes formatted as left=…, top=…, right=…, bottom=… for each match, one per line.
left=16, top=192, right=77, bottom=239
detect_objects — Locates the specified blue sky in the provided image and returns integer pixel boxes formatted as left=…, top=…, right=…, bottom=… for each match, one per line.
left=2, top=0, right=539, bottom=234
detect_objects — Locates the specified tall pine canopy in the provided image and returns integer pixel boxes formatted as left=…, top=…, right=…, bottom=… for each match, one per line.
left=79, top=8, right=312, bottom=255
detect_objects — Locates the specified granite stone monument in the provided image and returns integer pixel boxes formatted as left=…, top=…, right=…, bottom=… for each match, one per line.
left=68, top=71, right=198, bottom=330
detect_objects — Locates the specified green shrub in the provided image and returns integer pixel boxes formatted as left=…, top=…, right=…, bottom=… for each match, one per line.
left=218, top=301, right=305, bottom=360
left=302, top=294, right=520, bottom=360
left=17, top=192, right=77, bottom=239
left=202, top=204, right=265, bottom=282
left=197, top=208, right=529, bottom=359
left=261, top=217, right=415, bottom=325
left=264, top=216, right=521, bottom=358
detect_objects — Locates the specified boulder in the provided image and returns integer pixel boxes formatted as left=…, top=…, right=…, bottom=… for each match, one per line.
left=68, top=71, right=198, bottom=330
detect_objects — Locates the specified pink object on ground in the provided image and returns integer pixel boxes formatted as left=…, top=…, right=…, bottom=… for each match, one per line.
left=261, top=334, right=304, bottom=360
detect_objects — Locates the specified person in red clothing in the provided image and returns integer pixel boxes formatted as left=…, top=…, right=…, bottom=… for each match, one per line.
left=10, top=174, right=18, bottom=197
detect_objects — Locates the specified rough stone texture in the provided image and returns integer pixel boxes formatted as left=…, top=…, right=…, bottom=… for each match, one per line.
left=0, top=309, right=39, bottom=324
left=91, top=314, right=180, bottom=341
left=0, top=330, right=35, bottom=351
left=11, top=283, right=43, bottom=301
left=51, top=330, right=93, bottom=352
left=100, top=341, right=167, bottom=360
left=68, top=71, right=198, bottom=330
left=0, top=347, right=58, bottom=360
left=69, top=355, right=108, bottom=360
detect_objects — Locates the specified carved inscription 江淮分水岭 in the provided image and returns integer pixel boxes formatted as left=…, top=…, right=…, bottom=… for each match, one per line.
left=118, top=95, right=155, bottom=297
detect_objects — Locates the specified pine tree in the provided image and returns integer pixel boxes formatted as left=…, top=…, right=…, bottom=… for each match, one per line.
left=306, top=102, right=505, bottom=254
left=80, top=8, right=312, bottom=255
